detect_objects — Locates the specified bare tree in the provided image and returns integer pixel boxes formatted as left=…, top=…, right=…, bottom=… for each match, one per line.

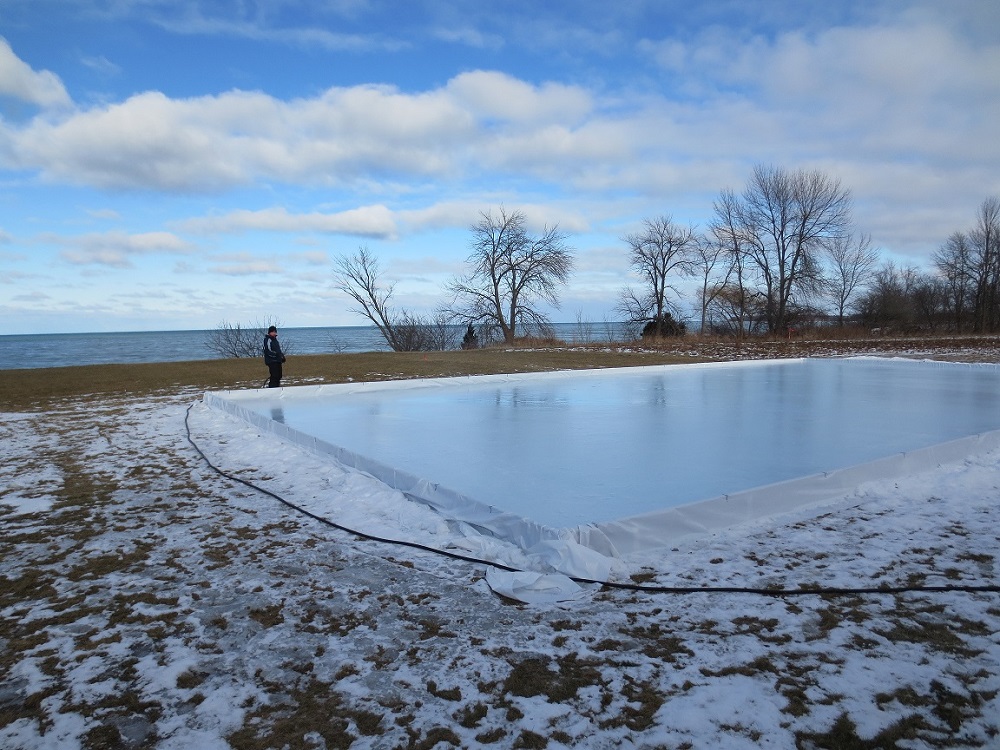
left=933, top=231, right=975, bottom=332
left=207, top=318, right=287, bottom=358
left=446, top=207, right=574, bottom=344
left=716, top=165, right=853, bottom=334
left=573, top=310, right=595, bottom=344
left=334, top=246, right=398, bottom=347
left=333, top=246, right=452, bottom=352
left=695, top=232, right=735, bottom=335
left=616, top=215, right=697, bottom=337
left=856, top=262, right=921, bottom=330
left=824, top=232, right=879, bottom=326
left=931, top=197, right=1000, bottom=332
left=911, top=276, right=949, bottom=331
left=969, top=196, right=1000, bottom=331
left=392, top=310, right=461, bottom=351
left=703, top=284, right=768, bottom=336
left=616, top=286, right=661, bottom=340
left=709, top=189, right=754, bottom=337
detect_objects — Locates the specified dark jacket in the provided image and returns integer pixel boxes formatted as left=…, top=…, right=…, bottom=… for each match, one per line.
left=263, top=334, right=285, bottom=365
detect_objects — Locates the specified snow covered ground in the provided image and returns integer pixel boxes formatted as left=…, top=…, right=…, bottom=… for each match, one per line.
left=2, top=360, right=1000, bottom=748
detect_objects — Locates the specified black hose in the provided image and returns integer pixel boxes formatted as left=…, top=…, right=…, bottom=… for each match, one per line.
left=185, top=404, right=1000, bottom=598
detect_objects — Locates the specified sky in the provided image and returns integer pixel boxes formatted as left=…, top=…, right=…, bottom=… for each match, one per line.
left=1, top=0, right=999, bottom=335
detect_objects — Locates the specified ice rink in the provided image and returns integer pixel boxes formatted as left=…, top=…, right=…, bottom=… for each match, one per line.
left=205, top=357, right=1000, bottom=553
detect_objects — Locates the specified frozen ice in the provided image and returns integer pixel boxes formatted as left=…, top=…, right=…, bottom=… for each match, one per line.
left=208, top=358, right=1000, bottom=538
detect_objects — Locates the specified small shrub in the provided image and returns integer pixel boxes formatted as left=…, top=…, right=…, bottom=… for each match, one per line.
left=641, top=314, right=686, bottom=338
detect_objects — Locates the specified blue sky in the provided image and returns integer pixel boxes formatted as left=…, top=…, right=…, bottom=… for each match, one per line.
left=1, top=0, right=998, bottom=334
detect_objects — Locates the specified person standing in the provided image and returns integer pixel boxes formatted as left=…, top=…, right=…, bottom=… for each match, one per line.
left=262, top=325, right=286, bottom=388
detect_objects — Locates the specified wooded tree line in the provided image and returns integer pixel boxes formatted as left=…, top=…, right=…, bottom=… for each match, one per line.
left=813, top=196, right=1000, bottom=334
left=623, top=168, right=999, bottom=337
left=327, top=164, right=1000, bottom=351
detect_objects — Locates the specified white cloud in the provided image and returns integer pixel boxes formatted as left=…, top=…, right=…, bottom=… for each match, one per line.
left=0, top=37, right=71, bottom=109
left=446, top=70, right=593, bottom=125
left=292, top=250, right=330, bottom=266
left=630, top=16, right=1000, bottom=250
left=6, top=82, right=480, bottom=190
left=210, top=258, right=284, bottom=276
left=12, top=29, right=988, bottom=240
left=398, top=201, right=590, bottom=234
left=2, top=10, right=999, bottom=274
left=431, top=25, right=504, bottom=51
left=14, top=91, right=251, bottom=190
left=146, top=4, right=401, bottom=53
left=0, top=70, right=597, bottom=196
left=398, top=201, right=481, bottom=231
left=642, top=20, right=1000, bottom=164
left=55, top=230, right=194, bottom=267
left=177, top=205, right=398, bottom=238
left=80, top=54, right=121, bottom=77
left=11, top=289, right=51, bottom=302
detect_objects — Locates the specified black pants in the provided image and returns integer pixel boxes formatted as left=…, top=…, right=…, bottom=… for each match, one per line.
left=267, top=362, right=282, bottom=388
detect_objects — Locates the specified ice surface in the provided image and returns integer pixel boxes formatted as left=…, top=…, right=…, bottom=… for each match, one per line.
left=209, top=358, right=1000, bottom=533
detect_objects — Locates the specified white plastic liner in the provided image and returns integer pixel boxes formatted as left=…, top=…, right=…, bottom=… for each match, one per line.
left=204, top=357, right=1000, bottom=568
left=484, top=569, right=587, bottom=604
left=580, top=427, right=1000, bottom=555
left=205, top=384, right=618, bottom=582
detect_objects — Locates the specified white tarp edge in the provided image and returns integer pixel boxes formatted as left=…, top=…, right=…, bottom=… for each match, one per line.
left=484, top=568, right=588, bottom=604
left=575, top=428, right=1000, bottom=556
left=203, top=390, right=618, bottom=587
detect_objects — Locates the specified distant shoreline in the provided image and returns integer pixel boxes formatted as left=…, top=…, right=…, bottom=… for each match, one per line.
left=0, top=323, right=627, bottom=371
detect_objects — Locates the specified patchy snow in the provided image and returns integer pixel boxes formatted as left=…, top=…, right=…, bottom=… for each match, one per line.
left=2, top=369, right=1000, bottom=748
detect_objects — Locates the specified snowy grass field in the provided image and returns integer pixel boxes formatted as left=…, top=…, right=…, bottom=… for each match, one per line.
left=2, top=338, right=1000, bottom=748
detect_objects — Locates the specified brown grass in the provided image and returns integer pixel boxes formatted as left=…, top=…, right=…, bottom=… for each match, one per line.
left=5, top=332, right=1000, bottom=412
left=1, top=348, right=704, bottom=411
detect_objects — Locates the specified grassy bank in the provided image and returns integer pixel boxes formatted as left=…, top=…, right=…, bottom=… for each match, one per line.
left=2, top=348, right=703, bottom=411
left=6, top=331, right=1000, bottom=411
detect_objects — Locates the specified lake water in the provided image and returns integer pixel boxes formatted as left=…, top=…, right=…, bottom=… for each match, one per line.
left=0, top=323, right=625, bottom=370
